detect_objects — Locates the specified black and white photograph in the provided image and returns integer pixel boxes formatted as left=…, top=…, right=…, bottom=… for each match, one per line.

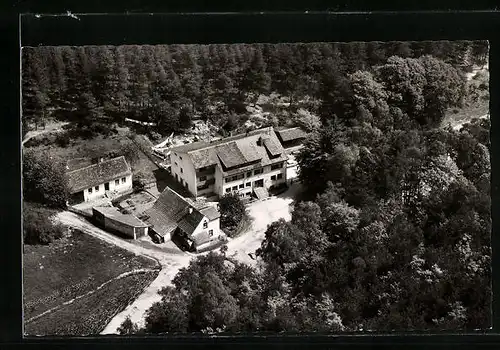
left=21, top=39, right=491, bottom=336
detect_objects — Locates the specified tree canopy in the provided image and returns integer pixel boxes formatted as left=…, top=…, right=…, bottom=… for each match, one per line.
left=22, top=149, right=69, bottom=208
left=22, top=41, right=486, bottom=137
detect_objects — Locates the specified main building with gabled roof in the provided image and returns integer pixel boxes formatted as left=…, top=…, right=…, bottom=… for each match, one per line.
left=169, top=127, right=288, bottom=200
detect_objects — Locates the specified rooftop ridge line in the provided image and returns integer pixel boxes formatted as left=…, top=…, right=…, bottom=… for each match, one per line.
left=65, top=155, right=129, bottom=174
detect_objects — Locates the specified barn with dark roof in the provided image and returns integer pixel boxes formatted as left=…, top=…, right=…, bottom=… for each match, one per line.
left=66, top=156, right=133, bottom=204
left=143, top=187, right=224, bottom=251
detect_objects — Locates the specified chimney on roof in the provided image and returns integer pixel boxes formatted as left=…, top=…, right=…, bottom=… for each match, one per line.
left=189, top=207, right=193, bottom=214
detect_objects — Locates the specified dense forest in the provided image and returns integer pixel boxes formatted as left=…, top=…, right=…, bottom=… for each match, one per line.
left=22, top=40, right=488, bottom=138
left=22, top=40, right=491, bottom=332
left=127, top=49, right=491, bottom=332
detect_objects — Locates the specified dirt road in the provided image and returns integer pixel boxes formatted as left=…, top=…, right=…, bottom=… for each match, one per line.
left=55, top=212, right=192, bottom=334
left=452, top=113, right=489, bottom=131
left=22, top=121, right=69, bottom=146
left=54, top=184, right=301, bottom=333
left=224, top=183, right=302, bottom=266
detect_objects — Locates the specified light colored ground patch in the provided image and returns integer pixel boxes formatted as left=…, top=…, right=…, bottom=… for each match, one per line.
left=116, top=190, right=157, bottom=218
left=22, top=120, right=70, bottom=145
left=55, top=183, right=304, bottom=333
left=224, top=183, right=303, bottom=267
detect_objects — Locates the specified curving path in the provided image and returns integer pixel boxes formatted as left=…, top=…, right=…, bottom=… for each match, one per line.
left=25, top=268, right=157, bottom=325
left=54, top=183, right=301, bottom=334
left=55, top=211, right=192, bottom=334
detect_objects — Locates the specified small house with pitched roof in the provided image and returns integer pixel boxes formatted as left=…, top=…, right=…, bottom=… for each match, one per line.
left=142, top=186, right=224, bottom=251
left=66, top=156, right=133, bottom=204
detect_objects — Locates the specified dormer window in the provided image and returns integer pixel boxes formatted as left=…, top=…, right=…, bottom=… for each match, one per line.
left=203, top=221, right=208, bottom=229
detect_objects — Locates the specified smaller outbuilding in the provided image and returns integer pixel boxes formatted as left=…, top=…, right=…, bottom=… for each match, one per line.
left=92, top=206, right=149, bottom=240
left=275, top=127, right=308, bottom=152
left=143, top=186, right=225, bottom=251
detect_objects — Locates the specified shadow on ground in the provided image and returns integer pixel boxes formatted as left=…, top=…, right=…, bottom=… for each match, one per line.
left=153, top=168, right=192, bottom=198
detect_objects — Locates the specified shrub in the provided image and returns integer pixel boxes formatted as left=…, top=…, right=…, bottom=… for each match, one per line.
left=122, top=143, right=140, bottom=166
left=55, top=132, right=71, bottom=147
left=118, top=317, right=139, bottom=335
left=219, top=193, right=248, bottom=237
left=149, top=131, right=162, bottom=142
left=23, top=203, right=65, bottom=245
left=23, top=149, right=69, bottom=208
left=478, top=83, right=488, bottom=91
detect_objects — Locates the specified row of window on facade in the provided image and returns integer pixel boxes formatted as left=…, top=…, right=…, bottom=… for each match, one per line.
left=224, top=174, right=283, bottom=193
left=88, top=177, right=127, bottom=194
left=223, top=162, right=284, bottom=184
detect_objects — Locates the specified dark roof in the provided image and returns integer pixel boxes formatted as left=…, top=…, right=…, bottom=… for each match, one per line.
left=66, top=156, right=132, bottom=194
left=66, top=158, right=93, bottom=172
left=170, top=140, right=212, bottom=154
left=144, top=187, right=209, bottom=237
left=200, top=206, right=220, bottom=221
left=144, top=187, right=191, bottom=235
left=275, top=127, right=308, bottom=143
left=93, top=206, right=148, bottom=228
left=177, top=210, right=205, bottom=235
left=170, top=128, right=271, bottom=154
left=216, top=142, right=248, bottom=169
left=263, top=137, right=283, bottom=157
left=172, top=127, right=287, bottom=171
left=189, top=148, right=218, bottom=169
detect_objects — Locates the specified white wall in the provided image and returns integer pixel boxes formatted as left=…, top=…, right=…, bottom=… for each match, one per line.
left=82, top=174, right=133, bottom=202
left=171, top=151, right=197, bottom=196
left=104, top=216, right=135, bottom=238
left=220, top=163, right=286, bottom=197
left=191, top=216, right=221, bottom=246
left=214, top=164, right=224, bottom=198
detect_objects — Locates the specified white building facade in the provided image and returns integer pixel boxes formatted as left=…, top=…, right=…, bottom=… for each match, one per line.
left=169, top=127, right=288, bottom=200
left=66, top=156, right=133, bottom=204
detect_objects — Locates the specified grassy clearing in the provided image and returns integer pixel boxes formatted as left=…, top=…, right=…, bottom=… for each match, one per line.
left=24, top=126, right=159, bottom=179
left=442, top=69, right=490, bottom=128
left=23, top=229, right=159, bottom=321
left=25, top=270, right=158, bottom=336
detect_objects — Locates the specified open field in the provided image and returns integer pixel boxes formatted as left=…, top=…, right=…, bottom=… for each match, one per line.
left=23, top=229, right=160, bottom=331
left=25, top=271, right=158, bottom=336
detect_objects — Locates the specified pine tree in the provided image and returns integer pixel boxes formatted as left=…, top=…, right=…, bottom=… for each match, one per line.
left=114, top=46, right=131, bottom=112
left=47, top=47, right=67, bottom=109
left=240, top=47, right=271, bottom=104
